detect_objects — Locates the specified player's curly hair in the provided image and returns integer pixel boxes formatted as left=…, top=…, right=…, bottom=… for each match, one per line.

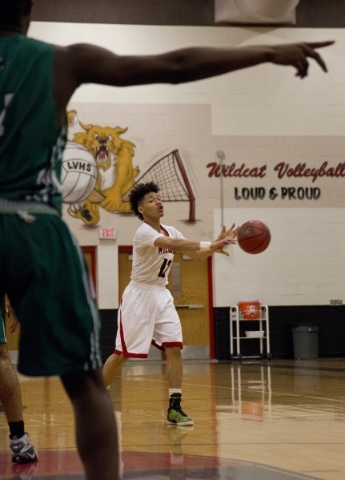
left=129, top=182, right=160, bottom=221
left=0, top=0, right=31, bottom=27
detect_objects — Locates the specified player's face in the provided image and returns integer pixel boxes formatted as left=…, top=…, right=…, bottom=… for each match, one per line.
left=139, top=192, right=164, bottom=219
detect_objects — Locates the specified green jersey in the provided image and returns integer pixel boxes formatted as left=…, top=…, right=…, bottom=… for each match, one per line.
left=0, top=36, right=101, bottom=377
left=0, top=35, right=66, bottom=213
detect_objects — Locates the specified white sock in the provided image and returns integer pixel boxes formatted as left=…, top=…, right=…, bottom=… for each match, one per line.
left=169, top=388, right=182, bottom=397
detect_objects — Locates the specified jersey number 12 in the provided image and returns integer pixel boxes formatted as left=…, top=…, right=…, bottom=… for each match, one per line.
left=158, top=258, right=172, bottom=278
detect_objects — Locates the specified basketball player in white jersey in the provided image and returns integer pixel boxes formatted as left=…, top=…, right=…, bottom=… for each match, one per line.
left=103, top=181, right=238, bottom=425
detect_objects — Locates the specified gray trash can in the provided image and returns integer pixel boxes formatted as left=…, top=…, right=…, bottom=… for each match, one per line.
left=292, top=324, right=319, bottom=359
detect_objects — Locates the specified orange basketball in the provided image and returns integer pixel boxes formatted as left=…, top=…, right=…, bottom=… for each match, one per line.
left=238, top=220, right=271, bottom=254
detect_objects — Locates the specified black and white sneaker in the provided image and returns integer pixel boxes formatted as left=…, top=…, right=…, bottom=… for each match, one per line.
left=9, top=433, right=38, bottom=464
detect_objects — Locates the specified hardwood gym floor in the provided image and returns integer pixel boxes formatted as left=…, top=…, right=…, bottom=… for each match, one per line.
left=0, top=358, right=344, bottom=479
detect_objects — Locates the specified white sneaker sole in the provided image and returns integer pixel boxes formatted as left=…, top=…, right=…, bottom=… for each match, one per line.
left=167, top=420, right=194, bottom=426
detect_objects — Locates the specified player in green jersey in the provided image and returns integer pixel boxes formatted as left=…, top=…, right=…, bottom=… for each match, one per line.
left=0, top=1, right=334, bottom=479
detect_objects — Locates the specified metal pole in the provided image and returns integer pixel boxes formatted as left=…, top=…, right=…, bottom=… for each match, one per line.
left=217, top=150, right=224, bottom=227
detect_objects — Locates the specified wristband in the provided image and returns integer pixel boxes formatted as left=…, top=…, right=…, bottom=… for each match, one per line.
left=199, top=241, right=211, bottom=251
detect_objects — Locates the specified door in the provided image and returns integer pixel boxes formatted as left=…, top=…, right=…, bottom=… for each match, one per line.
left=81, top=246, right=97, bottom=292
left=168, top=253, right=210, bottom=357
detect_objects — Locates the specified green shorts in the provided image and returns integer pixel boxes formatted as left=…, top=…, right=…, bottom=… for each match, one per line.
left=0, top=211, right=101, bottom=377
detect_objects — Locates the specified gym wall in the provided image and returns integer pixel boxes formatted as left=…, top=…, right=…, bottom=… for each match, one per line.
left=29, top=1, right=345, bottom=359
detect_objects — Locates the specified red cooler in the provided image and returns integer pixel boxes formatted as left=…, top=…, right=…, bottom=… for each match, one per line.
left=238, top=299, right=261, bottom=319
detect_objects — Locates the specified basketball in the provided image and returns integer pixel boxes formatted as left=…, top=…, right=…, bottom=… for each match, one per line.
left=61, top=141, right=97, bottom=203
left=237, top=220, right=271, bottom=254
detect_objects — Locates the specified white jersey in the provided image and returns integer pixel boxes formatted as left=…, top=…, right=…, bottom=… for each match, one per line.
left=131, top=222, right=185, bottom=286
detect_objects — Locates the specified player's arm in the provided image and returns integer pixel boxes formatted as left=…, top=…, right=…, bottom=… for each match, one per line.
left=63, top=40, right=334, bottom=88
left=153, top=225, right=237, bottom=260
left=53, top=41, right=333, bottom=124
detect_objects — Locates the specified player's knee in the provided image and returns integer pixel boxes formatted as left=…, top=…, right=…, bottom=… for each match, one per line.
left=165, top=346, right=182, bottom=360
left=61, top=367, right=105, bottom=400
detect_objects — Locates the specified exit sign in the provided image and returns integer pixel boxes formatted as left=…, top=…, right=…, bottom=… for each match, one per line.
left=99, top=227, right=116, bottom=239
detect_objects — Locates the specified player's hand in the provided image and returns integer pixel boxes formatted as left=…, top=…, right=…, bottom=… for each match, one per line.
left=6, top=302, right=19, bottom=334
left=216, top=224, right=239, bottom=243
left=269, top=41, right=334, bottom=78
left=210, top=239, right=232, bottom=256
left=211, top=225, right=239, bottom=256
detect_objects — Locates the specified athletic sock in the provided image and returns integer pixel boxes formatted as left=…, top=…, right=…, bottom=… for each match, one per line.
left=9, top=421, right=25, bottom=439
left=169, top=388, right=182, bottom=397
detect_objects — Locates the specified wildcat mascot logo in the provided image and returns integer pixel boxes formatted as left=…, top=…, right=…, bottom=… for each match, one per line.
left=63, top=110, right=139, bottom=226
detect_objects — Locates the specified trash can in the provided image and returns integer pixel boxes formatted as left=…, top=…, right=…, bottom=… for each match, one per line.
left=291, top=324, right=319, bottom=359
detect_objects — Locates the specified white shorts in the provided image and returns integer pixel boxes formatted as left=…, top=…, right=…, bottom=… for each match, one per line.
left=115, top=280, right=183, bottom=358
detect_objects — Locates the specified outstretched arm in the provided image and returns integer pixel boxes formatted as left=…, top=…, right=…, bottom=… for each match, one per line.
left=70, top=41, right=334, bottom=86
left=54, top=41, right=334, bottom=120
left=153, top=224, right=238, bottom=261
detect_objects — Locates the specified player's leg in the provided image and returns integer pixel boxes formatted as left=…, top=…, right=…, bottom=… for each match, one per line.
left=103, top=352, right=127, bottom=388
left=61, top=367, right=119, bottom=480
left=0, top=343, right=22, bottom=422
left=165, top=346, right=183, bottom=389
left=165, top=346, right=193, bottom=426
left=103, top=282, right=156, bottom=388
left=103, top=299, right=128, bottom=387
left=0, top=329, right=37, bottom=463
left=153, top=290, right=193, bottom=426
